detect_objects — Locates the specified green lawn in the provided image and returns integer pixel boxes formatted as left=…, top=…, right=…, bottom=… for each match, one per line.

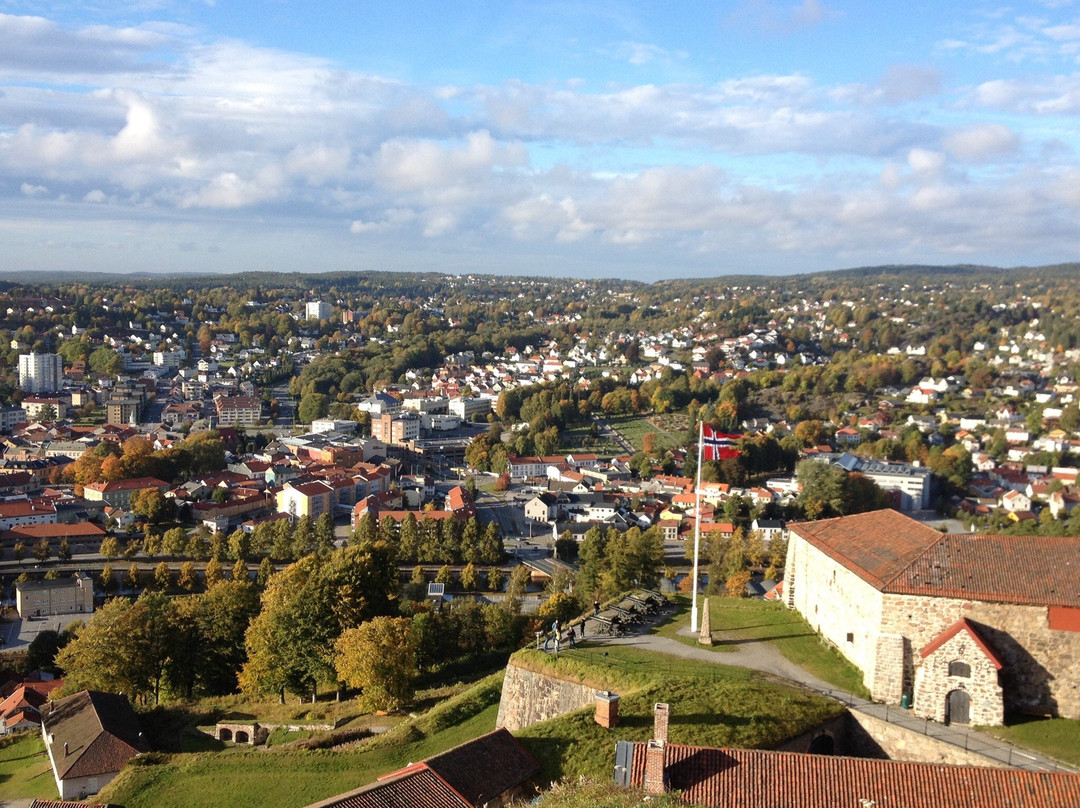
left=981, top=716, right=1080, bottom=767
left=515, top=643, right=844, bottom=784
left=99, top=673, right=505, bottom=808
left=603, top=415, right=682, bottom=453
left=0, top=733, right=60, bottom=802
left=650, top=595, right=871, bottom=698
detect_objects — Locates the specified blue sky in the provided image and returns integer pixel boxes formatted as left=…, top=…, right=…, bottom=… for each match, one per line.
left=4, top=1, right=1080, bottom=280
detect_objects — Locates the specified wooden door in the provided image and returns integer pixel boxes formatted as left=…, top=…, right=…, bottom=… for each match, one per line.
left=946, top=689, right=970, bottom=725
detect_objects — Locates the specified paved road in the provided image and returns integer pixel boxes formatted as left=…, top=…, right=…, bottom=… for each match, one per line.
left=590, top=617, right=1076, bottom=774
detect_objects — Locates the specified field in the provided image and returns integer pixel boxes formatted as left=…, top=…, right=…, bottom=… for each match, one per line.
left=602, top=414, right=687, bottom=453
left=650, top=595, right=871, bottom=698
left=0, top=733, right=60, bottom=802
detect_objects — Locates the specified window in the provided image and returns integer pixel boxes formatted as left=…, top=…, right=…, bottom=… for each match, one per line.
left=846, top=632, right=854, bottom=643
left=948, top=660, right=971, bottom=678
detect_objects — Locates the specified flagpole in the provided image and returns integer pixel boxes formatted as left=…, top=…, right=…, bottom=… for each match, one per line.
left=690, top=420, right=704, bottom=633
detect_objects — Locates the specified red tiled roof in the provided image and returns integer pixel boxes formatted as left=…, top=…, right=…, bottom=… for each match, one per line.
left=424, top=727, right=539, bottom=807
left=303, top=766, right=469, bottom=808
left=84, top=477, right=169, bottom=493
left=629, top=744, right=1080, bottom=808
left=2, top=522, right=105, bottom=540
left=919, top=617, right=1004, bottom=669
left=887, top=532, right=1080, bottom=607
left=794, top=510, right=1080, bottom=607
left=303, top=729, right=537, bottom=808
left=791, top=510, right=943, bottom=589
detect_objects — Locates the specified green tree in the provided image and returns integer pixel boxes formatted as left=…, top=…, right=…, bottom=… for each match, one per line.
left=124, top=562, right=141, bottom=592
left=487, top=566, right=504, bottom=593
left=162, top=527, right=187, bottom=557
left=130, top=488, right=173, bottom=524
left=256, top=556, right=275, bottom=588
left=227, top=529, right=250, bottom=561
left=178, top=561, right=198, bottom=591
left=297, top=391, right=330, bottom=423
left=232, top=558, right=248, bottom=582
left=58, top=539, right=72, bottom=562
left=314, top=512, right=336, bottom=556
left=99, top=536, right=120, bottom=560
left=99, top=564, right=117, bottom=594
left=204, top=556, right=223, bottom=588
left=186, top=531, right=208, bottom=561
left=33, top=538, right=51, bottom=562
left=505, top=565, right=531, bottom=614
left=154, top=561, right=171, bottom=590
left=460, top=562, right=480, bottom=591
left=54, top=593, right=173, bottom=703
left=335, top=617, right=417, bottom=711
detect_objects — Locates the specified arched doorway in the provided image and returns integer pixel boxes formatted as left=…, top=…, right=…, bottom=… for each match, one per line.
left=235, top=730, right=249, bottom=744
left=945, top=690, right=970, bottom=726
left=219, top=728, right=233, bottom=741
left=807, top=734, right=835, bottom=755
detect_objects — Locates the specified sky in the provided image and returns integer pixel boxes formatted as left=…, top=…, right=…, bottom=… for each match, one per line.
left=4, top=1, right=1080, bottom=281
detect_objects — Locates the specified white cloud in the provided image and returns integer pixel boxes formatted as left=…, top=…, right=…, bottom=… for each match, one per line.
left=20, top=182, right=47, bottom=197
left=907, top=148, right=946, bottom=176
left=944, top=124, right=1019, bottom=161
left=83, top=189, right=106, bottom=203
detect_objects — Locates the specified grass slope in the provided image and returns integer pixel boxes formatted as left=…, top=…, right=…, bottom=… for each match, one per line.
left=515, top=644, right=845, bottom=784
left=0, top=734, right=58, bottom=802
left=981, top=716, right=1080, bottom=767
left=98, top=673, right=504, bottom=808
left=652, top=596, right=871, bottom=698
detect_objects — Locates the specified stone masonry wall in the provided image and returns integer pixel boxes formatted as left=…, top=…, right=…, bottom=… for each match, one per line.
left=786, top=532, right=885, bottom=694
left=913, top=629, right=1004, bottom=726
left=846, top=709, right=1006, bottom=768
left=789, top=527, right=1080, bottom=719
left=869, top=634, right=907, bottom=704
left=880, top=594, right=1080, bottom=719
left=496, top=661, right=600, bottom=731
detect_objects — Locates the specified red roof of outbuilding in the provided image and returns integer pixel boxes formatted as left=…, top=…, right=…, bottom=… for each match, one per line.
left=628, top=744, right=1080, bottom=808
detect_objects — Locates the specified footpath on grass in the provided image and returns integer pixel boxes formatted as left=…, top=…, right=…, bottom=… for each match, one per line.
left=588, top=613, right=1076, bottom=775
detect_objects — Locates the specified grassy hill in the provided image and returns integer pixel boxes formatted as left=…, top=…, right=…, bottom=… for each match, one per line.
left=98, top=673, right=505, bottom=808
left=512, top=644, right=845, bottom=784
left=95, top=640, right=843, bottom=808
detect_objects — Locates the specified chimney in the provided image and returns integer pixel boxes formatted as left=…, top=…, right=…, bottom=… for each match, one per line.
left=653, top=701, right=670, bottom=744
left=643, top=703, right=670, bottom=795
left=63, top=742, right=68, bottom=756
left=595, top=691, right=619, bottom=728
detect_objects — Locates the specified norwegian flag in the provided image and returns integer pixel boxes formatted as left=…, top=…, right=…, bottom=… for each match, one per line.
left=701, top=423, right=741, bottom=461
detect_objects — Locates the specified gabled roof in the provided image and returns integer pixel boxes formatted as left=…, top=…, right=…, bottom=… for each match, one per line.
left=627, top=744, right=1080, bottom=808
left=303, top=729, right=538, bottom=808
left=791, top=510, right=943, bottom=589
left=919, top=617, right=1004, bottom=669
left=41, top=690, right=148, bottom=781
left=304, top=766, right=469, bottom=808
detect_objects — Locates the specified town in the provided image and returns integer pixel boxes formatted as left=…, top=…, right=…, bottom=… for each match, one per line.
left=0, top=265, right=1075, bottom=808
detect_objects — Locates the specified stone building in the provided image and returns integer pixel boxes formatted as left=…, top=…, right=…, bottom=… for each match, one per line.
left=16, top=573, right=94, bottom=618
left=784, top=509, right=1080, bottom=725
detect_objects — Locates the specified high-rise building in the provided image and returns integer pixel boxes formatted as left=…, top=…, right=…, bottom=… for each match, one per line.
left=306, top=301, right=331, bottom=320
left=18, top=353, right=62, bottom=394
